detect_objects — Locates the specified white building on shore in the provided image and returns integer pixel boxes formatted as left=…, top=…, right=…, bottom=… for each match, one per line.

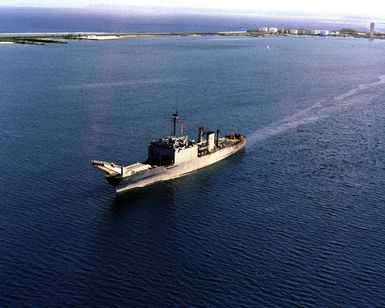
left=370, top=22, right=375, bottom=38
left=289, top=29, right=298, bottom=34
left=269, top=27, right=278, bottom=33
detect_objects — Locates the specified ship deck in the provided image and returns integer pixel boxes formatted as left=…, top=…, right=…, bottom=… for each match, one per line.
left=221, top=138, right=243, bottom=148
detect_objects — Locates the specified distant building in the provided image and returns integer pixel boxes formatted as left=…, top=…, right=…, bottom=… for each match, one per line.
left=310, top=30, right=320, bottom=35
left=269, top=27, right=278, bottom=33
left=320, top=30, right=329, bottom=36
left=356, top=32, right=367, bottom=37
left=261, top=27, right=268, bottom=32
left=370, top=22, right=375, bottom=38
left=289, top=29, right=298, bottom=34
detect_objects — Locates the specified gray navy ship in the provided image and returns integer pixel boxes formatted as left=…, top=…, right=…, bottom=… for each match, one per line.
left=92, top=111, right=246, bottom=193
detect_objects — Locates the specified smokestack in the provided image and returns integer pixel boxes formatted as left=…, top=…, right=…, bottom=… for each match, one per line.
left=216, top=129, right=220, bottom=147
left=369, top=22, right=375, bottom=39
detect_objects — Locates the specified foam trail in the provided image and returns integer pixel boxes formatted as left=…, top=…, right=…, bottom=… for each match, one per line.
left=247, top=75, right=385, bottom=147
left=58, top=78, right=174, bottom=90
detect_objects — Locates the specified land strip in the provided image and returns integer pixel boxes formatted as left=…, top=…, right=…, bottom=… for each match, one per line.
left=0, top=28, right=383, bottom=45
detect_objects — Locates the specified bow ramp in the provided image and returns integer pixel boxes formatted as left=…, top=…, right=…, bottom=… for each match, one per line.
left=91, top=160, right=122, bottom=176
left=92, top=160, right=152, bottom=177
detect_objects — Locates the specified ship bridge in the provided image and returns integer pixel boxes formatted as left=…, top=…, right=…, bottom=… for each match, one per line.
left=147, top=135, right=197, bottom=166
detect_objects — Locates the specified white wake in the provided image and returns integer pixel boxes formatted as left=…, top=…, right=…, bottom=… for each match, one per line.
left=247, top=75, right=385, bottom=147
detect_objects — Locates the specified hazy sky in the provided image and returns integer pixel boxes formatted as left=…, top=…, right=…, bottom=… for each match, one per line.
left=1, top=0, right=385, bottom=18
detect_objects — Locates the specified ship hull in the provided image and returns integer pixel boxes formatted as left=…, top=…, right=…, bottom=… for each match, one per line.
left=113, top=138, right=246, bottom=193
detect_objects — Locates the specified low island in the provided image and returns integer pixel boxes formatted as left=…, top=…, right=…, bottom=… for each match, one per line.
left=0, top=25, right=383, bottom=45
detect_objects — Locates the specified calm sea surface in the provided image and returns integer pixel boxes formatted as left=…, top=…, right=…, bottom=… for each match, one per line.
left=1, top=19, right=385, bottom=306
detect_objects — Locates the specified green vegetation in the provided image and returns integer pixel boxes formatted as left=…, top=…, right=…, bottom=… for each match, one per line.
left=246, top=30, right=265, bottom=36
left=338, top=28, right=358, bottom=34
left=218, top=32, right=248, bottom=36
left=247, top=31, right=286, bottom=37
left=0, top=35, right=67, bottom=45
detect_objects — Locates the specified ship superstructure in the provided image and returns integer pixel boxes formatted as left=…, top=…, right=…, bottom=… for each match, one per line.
left=92, top=111, right=246, bottom=193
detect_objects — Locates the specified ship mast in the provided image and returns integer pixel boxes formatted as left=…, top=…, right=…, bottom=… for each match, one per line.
left=172, top=109, right=179, bottom=137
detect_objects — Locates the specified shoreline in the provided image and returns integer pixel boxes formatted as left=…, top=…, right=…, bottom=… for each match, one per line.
left=0, top=29, right=383, bottom=45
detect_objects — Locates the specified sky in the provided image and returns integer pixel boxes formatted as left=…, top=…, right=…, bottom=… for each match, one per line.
left=1, top=0, right=385, bottom=18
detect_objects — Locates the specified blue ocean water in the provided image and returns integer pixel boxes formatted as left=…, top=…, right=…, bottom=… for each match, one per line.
left=1, top=21, right=385, bottom=305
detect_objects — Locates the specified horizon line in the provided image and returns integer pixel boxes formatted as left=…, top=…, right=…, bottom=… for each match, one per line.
left=0, top=5, right=383, bottom=20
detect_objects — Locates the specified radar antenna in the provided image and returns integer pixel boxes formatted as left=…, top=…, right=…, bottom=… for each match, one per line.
left=172, top=108, right=179, bottom=137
